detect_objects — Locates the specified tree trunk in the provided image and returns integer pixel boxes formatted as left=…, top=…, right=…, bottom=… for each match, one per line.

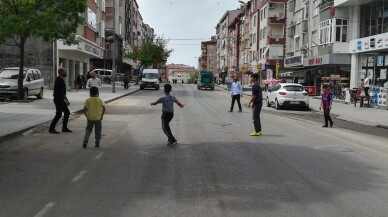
left=17, top=39, right=26, bottom=100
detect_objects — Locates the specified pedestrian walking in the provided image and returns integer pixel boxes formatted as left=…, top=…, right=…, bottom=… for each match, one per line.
left=150, top=84, right=185, bottom=147
left=363, top=74, right=370, bottom=97
left=226, top=75, right=233, bottom=91
left=49, top=68, right=72, bottom=134
left=229, top=76, right=243, bottom=112
left=82, top=86, right=106, bottom=148
left=87, top=72, right=102, bottom=89
left=123, top=74, right=130, bottom=90
left=319, top=85, right=334, bottom=128
left=248, top=73, right=263, bottom=136
left=76, top=74, right=83, bottom=91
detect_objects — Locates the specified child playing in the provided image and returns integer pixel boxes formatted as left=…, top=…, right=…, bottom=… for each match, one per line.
left=319, top=85, right=334, bottom=128
left=150, top=84, right=185, bottom=147
left=83, top=86, right=106, bottom=148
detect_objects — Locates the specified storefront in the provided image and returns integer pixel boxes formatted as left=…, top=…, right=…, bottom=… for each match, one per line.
left=57, top=37, right=104, bottom=89
left=350, top=32, right=388, bottom=107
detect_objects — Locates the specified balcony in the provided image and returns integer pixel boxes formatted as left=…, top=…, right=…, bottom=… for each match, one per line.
left=267, top=35, right=285, bottom=45
left=267, top=14, right=285, bottom=24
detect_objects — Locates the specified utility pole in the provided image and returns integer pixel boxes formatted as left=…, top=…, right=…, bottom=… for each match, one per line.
left=111, top=0, right=116, bottom=93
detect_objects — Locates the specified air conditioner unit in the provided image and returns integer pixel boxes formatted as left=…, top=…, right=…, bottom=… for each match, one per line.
left=269, top=3, right=275, bottom=9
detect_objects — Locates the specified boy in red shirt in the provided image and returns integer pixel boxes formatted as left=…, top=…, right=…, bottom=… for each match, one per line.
left=319, top=85, right=333, bottom=128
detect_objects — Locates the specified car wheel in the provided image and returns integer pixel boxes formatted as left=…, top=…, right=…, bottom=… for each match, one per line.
left=275, top=99, right=281, bottom=110
left=156, top=86, right=160, bottom=90
left=140, top=85, right=144, bottom=90
left=266, top=97, right=271, bottom=107
left=36, top=88, right=43, bottom=99
left=23, top=89, right=28, bottom=100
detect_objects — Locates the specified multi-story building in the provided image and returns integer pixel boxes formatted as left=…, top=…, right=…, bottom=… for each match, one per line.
left=250, top=0, right=260, bottom=75
left=200, top=37, right=217, bottom=72
left=335, top=0, right=388, bottom=90
left=238, top=1, right=252, bottom=82
left=57, top=0, right=106, bottom=88
left=285, top=0, right=352, bottom=94
left=258, top=0, right=286, bottom=82
left=216, top=9, right=240, bottom=78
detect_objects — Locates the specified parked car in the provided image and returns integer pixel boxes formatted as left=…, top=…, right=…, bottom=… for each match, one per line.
left=266, top=83, right=309, bottom=110
left=0, top=67, right=44, bottom=100
left=90, top=69, right=113, bottom=84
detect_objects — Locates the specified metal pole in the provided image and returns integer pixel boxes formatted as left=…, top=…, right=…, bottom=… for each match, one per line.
left=112, top=0, right=116, bottom=93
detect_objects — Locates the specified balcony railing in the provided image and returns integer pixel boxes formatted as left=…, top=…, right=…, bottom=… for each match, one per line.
left=267, top=14, right=286, bottom=24
left=267, top=35, right=285, bottom=44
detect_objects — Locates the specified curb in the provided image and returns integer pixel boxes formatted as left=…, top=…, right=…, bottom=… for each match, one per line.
left=0, top=89, right=140, bottom=142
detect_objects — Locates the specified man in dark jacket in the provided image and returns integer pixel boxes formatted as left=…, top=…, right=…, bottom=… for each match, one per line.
left=49, top=68, right=72, bottom=134
left=248, top=73, right=263, bottom=136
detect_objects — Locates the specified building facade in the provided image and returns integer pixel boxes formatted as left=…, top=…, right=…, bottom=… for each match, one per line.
left=200, top=37, right=217, bottom=72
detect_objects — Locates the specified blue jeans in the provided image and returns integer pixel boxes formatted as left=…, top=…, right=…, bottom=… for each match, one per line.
left=227, top=82, right=232, bottom=90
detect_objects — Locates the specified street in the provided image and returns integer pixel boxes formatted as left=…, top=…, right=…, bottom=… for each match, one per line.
left=1, top=84, right=388, bottom=217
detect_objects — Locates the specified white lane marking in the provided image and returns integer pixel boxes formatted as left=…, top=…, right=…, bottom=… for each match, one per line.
left=33, top=202, right=55, bottom=217
left=71, top=170, right=87, bottom=183
left=95, top=152, right=104, bottom=160
left=110, top=139, right=118, bottom=145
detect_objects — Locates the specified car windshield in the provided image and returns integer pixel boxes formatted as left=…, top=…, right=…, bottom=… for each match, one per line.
left=284, top=85, right=304, bottom=91
left=144, top=73, right=159, bottom=79
left=0, top=69, right=26, bottom=79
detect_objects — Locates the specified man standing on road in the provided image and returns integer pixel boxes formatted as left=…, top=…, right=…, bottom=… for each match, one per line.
left=49, top=68, right=72, bottom=134
left=87, top=72, right=102, bottom=89
left=229, top=76, right=243, bottom=112
left=248, top=73, right=263, bottom=136
left=319, top=85, right=334, bottom=128
left=123, top=74, right=130, bottom=90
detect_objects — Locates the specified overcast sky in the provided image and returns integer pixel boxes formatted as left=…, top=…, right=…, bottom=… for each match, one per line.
left=137, top=0, right=241, bottom=68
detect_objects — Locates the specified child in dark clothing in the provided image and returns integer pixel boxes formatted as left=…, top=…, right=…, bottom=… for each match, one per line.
left=150, top=84, right=185, bottom=147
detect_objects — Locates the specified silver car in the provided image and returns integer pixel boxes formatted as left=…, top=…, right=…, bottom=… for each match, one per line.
left=0, top=67, right=44, bottom=99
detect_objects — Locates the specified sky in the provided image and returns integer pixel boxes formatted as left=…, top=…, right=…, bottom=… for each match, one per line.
left=136, top=0, right=242, bottom=68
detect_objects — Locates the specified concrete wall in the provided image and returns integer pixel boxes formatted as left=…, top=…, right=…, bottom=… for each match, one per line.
left=0, top=37, right=54, bottom=87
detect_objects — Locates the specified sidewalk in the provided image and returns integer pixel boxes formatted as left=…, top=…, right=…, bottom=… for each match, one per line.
left=0, top=83, right=139, bottom=139
left=217, top=84, right=388, bottom=128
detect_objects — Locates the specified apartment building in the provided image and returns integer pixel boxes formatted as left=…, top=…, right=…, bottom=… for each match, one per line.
left=238, top=1, right=252, bottom=80
left=200, top=37, right=217, bottom=72
left=250, top=0, right=260, bottom=75
left=336, top=0, right=388, bottom=90
left=216, top=9, right=240, bottom=78
left=57, top=0, right=106, bottom=88
left=258, top=0, right=286, bottom=82
left=284, top=0, right=352, bottom=94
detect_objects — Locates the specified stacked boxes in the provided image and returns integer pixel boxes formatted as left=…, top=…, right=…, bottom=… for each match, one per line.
left=378, top=88, right=388, bottom=107
left=370, top=86, right=379, bottom=106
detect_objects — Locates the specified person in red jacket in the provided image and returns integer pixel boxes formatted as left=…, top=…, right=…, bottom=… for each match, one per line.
left=319, top=85, right=334, bottom=128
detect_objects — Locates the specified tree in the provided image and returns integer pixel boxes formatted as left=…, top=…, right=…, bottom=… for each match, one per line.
left=0, top=0, right=87, bottom=99
left=125, top=35, right=173, bottom=84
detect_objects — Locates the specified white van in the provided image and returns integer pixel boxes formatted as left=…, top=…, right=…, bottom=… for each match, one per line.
left=0, top=67, right=44, bottom=99
left=140, top=69, right=160, bottom=90
left=177, top=74, right=183, bottom=84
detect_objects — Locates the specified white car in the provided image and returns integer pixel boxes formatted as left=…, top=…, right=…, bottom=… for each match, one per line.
left=266, top=83, right=309, bottom=110
left=0, top=67, right=44, bottom=100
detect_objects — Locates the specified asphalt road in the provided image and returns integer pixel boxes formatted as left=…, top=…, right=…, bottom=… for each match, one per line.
left=1, top=84, right=388, bottom=217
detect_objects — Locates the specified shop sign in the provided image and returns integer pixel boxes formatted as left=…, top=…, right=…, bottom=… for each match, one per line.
left=377, top=37, right=384, bottom=48
left=303, top=86, right=316, bottom=96
left=261, top=63, right=267, bottom=71
left=356, top=41, right=362, bottom=51
left=305, top=55, right=328, bottom=66
left=370, top=38, right=375, bottom=48
left=385, top=37, right=388, bottom=48
left=75, top=40, right=103, bottom=58
left=364, top=41, right=370, bottom=50
left=284, top=56, right=303, bottom=67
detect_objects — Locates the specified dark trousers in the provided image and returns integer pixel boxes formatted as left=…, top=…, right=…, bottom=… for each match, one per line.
left=230, top=94, right=242, bottom=111
left=49, top=99, right=70, bottom=131
left=162, top=112, right=176, bottom=142
left=252, top=103, right=262, bottom=132
left=323, top=108, right=333, bottom=126
left=124, top=82, right=129, bottom=90
left=364, top=87, right=369, bottom=97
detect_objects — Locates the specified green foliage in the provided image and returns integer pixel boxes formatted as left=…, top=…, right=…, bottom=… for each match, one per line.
left=125, top=35, right=173, bottom=70
left=0, top=0, right=86, bottom=44
left=187, top=72, right=198, bottom=84
left=0, top=0, right=87, bottom=99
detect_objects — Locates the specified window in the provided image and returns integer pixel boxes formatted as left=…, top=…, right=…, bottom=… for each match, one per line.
left=319, top=19, right=333, bottom=44
left=312, top=30, right=317, bottom=46
left=253, top=15, right=257, bottom=27
left=296, top=9, right=303, bottom=24
left=335, top=19, right=348, bottom=42
left=86, top=7, right=97, bottom=30
left=313, top=0, right=319, bottom=16
left=253, top=33, right=257, bottom=44
left=295, top=36, right=300, bottom=50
